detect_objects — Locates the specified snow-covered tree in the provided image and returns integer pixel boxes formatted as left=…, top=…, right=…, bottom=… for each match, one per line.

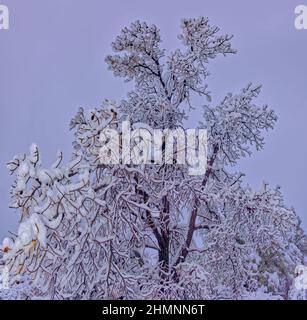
left=1, top=17, right=306, bottom=300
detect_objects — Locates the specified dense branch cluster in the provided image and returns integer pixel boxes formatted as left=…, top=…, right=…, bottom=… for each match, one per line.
left=1, top=17, right=306, bottom=300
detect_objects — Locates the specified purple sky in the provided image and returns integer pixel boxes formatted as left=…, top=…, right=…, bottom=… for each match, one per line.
left=0, top=0, right=306, bottom=238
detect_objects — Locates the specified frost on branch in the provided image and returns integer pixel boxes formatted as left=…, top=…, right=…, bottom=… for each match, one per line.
left=202, top=84, right=278, bottom=165
left=1, top=17, right=306, bottom=300
left=106, top=17, right=235, bottom=127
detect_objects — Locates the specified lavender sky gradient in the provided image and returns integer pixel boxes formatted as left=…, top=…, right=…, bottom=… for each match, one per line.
left=0, top=0, right=306, bottom=238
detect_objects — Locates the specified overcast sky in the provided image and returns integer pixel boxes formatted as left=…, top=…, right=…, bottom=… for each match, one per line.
left=0, top=0, right=306, bottom=238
